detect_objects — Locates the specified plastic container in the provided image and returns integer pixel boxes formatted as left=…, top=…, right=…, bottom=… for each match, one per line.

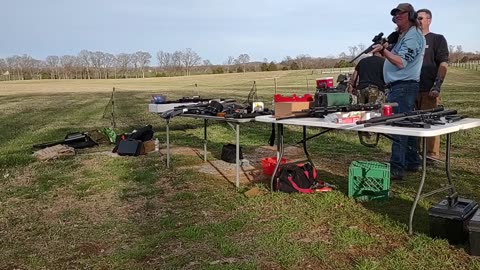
left=151, top=95, right=167, bottom=104
left=382, top=104, right=393, bottom=116
left=468, top=209, right=480, bottom=256
left=262, top=157, right=288, bottom=175
left=274, top=94, right=313, bottom=103
left=316, top=77, right=334, bottom=89
left=348, top=161, right=390, bottom=201
left=428, top=198, right=478, bottom=245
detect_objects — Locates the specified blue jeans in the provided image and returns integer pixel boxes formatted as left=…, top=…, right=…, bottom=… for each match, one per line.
left=386, top=81, right=421, bottom=176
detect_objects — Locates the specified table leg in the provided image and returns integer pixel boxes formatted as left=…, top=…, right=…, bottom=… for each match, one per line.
left=166, top=119, right=170, bottom=168
left=409, top=137, right=427, bottom=235
left=235, top=123, right=240, bottom=188
left=271, top=124, right=284, bottom=191
left=302, top=126, right=314, bottom=166
left=445, top=134, right=456, bottom=194
left=204, top=119, right=208, bottom=162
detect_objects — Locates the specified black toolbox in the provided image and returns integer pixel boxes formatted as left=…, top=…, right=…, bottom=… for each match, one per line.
left=468, top=208, right=480, bottom=255
left=428, top=196, right=478, bottom=244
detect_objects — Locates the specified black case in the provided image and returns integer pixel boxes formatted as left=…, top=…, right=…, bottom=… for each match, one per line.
left=117, top=139, right=142, bottom=156
left=221, top=144, right=243, bottom=163
left=428, top=197, right=478, bottom=244
left=468, top=209, right=480, bottom=255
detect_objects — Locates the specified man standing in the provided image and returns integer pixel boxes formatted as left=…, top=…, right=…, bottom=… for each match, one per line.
left=371, top=3, right=425, bottom=180
left=348, top=52, right=386, bottom=104
left=416, top=8, right=449, bottom=164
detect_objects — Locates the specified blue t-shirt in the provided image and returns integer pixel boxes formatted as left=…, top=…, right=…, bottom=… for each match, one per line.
left=384, top=26, right=425, bottom=84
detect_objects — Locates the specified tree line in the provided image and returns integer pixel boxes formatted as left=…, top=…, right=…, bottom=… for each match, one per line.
left=0, top=45, right=478, bottom=81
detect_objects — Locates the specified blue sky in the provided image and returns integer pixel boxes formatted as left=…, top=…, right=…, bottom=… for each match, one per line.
left=2, top=0, right=479, bottom=64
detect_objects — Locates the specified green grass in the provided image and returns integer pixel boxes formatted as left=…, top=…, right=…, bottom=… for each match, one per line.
left=1, top=68, right=480, bottom=269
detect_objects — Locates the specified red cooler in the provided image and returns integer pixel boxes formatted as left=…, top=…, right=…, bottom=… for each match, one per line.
left=316, top=77, right=334, bottom=88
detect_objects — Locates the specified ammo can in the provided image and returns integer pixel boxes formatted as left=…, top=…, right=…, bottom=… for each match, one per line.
left=428, top=197, right=478, bottom=245
left=468, top=209, right=480, bottom=256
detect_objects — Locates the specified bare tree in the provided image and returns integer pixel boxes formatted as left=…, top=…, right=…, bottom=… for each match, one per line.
left=135, top=51, right=152, bottom=78
left=348, top=46, right=358, bottom=57
left=172, top=51, right=183, bottom=75
left=116, top=53, right=131, bottom=78
left=295, top=54, right=311, bottom=70
left=202, top=59, right=212, bottom=73
left=224, top=56, right=235, bottom=73
left=180, top=48, right=201, bottom=76
left=0, top=58, right=9, bottom=80
left=157, top=51, right=172, bottom=73
left=237, top=53, right=250, bottom=73
left=104, top=53, right=116, bottom=79
left=357, top=43, right=366, bottom=53
left=60, top=55, right=76, bottom=79
left=45, top=55, right=60, bottom=79
left=78, top=50, right=92, bottom=79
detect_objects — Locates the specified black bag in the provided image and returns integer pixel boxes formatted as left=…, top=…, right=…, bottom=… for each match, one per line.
left=117, top=139, right=142, bottom=156
left=220, top=144, right=243, bottom=163
left=274, top=162, right=318, bottom=193
left=129, top=125, right=154, bottom=142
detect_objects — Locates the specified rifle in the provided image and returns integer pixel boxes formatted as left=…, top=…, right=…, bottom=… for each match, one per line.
left=361, top=108, right=458, bottom=128
left=161, top=99, right=237, bottom=119
left=350, top=32, right=386, bottom=63
left=357, top=106, right=444, bottom=126
left=275, top=103, right=395, bottom=120
left=33, top=132, right=96, bottom=149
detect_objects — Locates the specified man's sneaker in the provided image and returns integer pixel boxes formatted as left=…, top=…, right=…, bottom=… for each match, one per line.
left=405, top=166, right=421, bottom=172
left=390, top=172, right=404, bottom=181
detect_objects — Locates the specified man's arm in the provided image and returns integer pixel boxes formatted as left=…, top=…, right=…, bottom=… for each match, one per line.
left=348, top=70, right=358, bottom=94
left=430, top=35, right=449, bottom=97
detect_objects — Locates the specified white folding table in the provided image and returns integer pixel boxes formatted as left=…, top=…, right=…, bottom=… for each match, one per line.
left=162, top=114, right=255, bottom=188
left=255, top=115, right=480, bottom=234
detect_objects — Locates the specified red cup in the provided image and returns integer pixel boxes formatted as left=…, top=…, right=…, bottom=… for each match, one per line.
left=382, top=105, right=393, bottom=116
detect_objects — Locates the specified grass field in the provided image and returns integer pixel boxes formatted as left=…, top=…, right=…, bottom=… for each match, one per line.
left=1, top=68, right=480, bottom=269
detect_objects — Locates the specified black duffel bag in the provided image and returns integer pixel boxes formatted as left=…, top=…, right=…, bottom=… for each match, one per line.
left=221, top=144, right=243, bottom=163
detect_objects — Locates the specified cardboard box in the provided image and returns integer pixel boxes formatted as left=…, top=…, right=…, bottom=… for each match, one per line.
left=275, top=102, right=310, bottom=117
left=140, top=140, right=156, bottom=155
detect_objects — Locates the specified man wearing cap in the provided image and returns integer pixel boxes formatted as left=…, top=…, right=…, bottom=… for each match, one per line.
left=371, top=3, right=425, bottom=180
left=416, top=8, right=449, bottom=165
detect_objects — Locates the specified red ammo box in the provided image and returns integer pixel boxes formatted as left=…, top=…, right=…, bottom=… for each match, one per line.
left=316, top=77, right=334, bottom=88
left=262, top=157, right=288, bottom=175
left=274, top=94, right=313, bottom=102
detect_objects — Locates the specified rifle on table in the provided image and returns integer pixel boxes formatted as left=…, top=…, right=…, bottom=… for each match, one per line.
left=357, top=106, right=445, bottom=126
left=358, top=106, right=462, bottom=128
left=274, top=103, right=396, bottom=120
left=161, top=99, right=236, bottom=119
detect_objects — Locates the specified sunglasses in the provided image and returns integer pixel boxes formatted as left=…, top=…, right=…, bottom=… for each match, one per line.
left=417, top=16, right=430, bottom=21
left=394, top=11, right=408, bottom=16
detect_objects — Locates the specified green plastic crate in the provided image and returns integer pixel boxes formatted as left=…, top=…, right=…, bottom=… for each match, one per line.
left=348, top=161, right=390, bottom=201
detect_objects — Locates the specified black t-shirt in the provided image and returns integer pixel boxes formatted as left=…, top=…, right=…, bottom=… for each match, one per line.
left=420, top=32, right=449, bottom=91
left=355, top=55, right=385, bottom=90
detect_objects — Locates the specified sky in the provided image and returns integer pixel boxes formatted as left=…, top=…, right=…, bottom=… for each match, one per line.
left=2, top=0, right=480, bottom=64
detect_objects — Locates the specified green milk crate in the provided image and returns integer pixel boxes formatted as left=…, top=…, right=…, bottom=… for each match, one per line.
left=348, top=161, right=390, bottom=201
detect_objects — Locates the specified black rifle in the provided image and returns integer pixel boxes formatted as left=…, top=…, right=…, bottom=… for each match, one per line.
left=161, top=99, right=237, bottom=119
left=33, top=132, right=96, bottom=149
left=357, top=106, right=445, bottom=126
left=350, top=33, right=386, bottom=63
left=275, top=103, right=390, bottom=120
left=361, top=109, right=458, bottom=128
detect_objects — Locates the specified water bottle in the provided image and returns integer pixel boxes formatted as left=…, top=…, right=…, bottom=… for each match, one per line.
left=154, top=138, right=159, bottom=151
